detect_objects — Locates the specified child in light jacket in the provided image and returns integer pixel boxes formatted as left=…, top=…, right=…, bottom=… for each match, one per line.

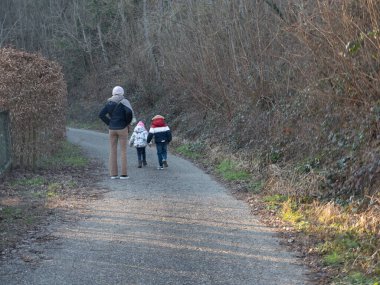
left=129, top=121, right=148, bottom=168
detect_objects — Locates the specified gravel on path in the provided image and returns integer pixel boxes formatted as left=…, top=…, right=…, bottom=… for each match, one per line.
left=0, top=128, right=312, bottom=285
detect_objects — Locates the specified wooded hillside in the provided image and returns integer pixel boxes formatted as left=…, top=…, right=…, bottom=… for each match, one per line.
left=1, top=1, right=379, bottom=281
left=1, top=0, right=379, bottom=199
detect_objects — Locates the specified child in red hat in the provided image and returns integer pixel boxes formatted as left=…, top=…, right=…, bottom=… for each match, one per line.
left=147, top=115, right=172, bottom=170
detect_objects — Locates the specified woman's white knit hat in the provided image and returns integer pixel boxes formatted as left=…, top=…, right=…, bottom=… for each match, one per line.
left=112, top=86, right=124, bottom=96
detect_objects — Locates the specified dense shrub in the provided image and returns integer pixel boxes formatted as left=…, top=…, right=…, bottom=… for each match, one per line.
left=0, top=48, right=67, bottom=168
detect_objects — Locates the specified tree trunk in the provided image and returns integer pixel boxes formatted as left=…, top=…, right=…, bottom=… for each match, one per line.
left=143, top=0, right=161, bottom=82
left=97, top=23, right=109, bottom=65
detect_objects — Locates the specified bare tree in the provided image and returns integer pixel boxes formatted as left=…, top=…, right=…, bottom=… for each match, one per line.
left=143, top=0, right=161, bottom=82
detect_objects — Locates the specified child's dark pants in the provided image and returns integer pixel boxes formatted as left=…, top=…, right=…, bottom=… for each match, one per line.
left=136, top=147, right=146, bottom=163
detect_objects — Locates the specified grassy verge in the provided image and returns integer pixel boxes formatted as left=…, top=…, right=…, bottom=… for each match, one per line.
left=175, top=142, right=204, bottom=160
left=265, top=194, right=380, bottom=284
left=37, top=141, right=89, bottom=169
left=67, top=119, right=107, bottom=133
left=174, top=143, right=251, bottom=181
left=216, top=159, right=250, bottom=181
left=173, top=140, right=380, bottom=284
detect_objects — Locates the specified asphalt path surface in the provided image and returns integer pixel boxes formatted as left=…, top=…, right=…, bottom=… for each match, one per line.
left=0, top=128, right=312, bottom=284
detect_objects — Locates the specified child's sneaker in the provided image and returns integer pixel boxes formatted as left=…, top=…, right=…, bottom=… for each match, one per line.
left=162, top=160, right=168, bottom=167
left=157, top=166, right=164, bottom=170
left=110, top=176, right=119, bottom=179
left=120, top=175, right=129, bottom=179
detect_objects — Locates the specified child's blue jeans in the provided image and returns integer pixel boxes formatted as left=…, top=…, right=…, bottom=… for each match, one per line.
left=155, top=142, right=167, bottom=167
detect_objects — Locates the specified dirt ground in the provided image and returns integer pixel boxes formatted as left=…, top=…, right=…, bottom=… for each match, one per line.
left=0, top=158, right=108, bottom=262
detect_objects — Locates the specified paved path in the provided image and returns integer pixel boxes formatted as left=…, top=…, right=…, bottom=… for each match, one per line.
left=0, top=128, right=311, bottom=284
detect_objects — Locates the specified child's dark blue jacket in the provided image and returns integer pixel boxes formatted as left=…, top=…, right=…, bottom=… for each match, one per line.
left=147, top=116, right=172, bottom=144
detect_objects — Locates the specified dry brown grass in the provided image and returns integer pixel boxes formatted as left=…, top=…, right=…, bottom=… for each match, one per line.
left=264, top=164, right=325, bottom=198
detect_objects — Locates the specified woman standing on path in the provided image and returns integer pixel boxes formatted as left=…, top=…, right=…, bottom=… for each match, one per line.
left=99, top=86, right=134, bottom=179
